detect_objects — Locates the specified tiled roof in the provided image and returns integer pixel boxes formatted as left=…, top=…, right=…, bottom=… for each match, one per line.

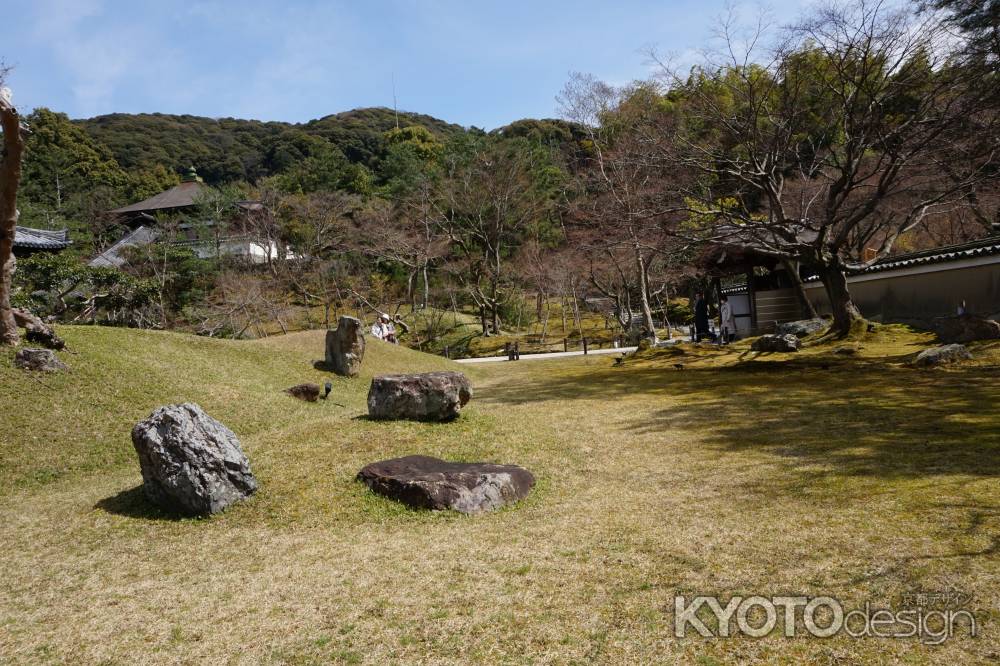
left=13, top=226, right=72, bottom=250
left=109, top=180, right=206, bottom=214
left=861, top=235, right=1000, bottom=274
left=89, top=226, right=159, bottom=268
left=803, top=235, right=1000, bottom=282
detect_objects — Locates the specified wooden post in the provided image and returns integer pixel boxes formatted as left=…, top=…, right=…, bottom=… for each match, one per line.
left=746, top=268, right=758, bottom=335
left=563, top=338, right=568, bottom=352
left=583, top=337, right=588, bottom=355
left=444, top=345, right=450, bottom=359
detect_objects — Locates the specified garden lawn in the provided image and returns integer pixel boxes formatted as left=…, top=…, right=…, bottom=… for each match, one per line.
left=1, top=325, right=998, bottom=664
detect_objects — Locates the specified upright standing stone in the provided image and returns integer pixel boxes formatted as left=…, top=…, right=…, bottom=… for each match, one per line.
left=131, top=403, right=257, bottom=515
left=325, top=315, right=366, bottom=377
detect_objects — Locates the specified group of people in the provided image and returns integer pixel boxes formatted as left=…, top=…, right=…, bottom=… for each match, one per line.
left=370, top=314, right=398, bottom=344
left=693, top=291, right=738, bottom=344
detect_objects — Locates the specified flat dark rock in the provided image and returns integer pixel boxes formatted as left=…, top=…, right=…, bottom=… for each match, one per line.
left=357, top=455, right=534, bottom=514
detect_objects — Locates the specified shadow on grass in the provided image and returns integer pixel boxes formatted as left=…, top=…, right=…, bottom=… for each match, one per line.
left=480, top=359, right=1000, bottom=481
left=95, top=485, right=185, bottom=521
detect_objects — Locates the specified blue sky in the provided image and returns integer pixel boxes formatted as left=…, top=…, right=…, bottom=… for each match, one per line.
left=4, top=0, right=814, bottom=129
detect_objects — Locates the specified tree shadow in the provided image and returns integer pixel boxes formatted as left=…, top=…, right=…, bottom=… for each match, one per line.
left=94, top=485, right=186, bottom=521
left=480, top=360, right=1000, bottom=481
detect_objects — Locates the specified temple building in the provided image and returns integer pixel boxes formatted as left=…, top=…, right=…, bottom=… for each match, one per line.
left=90, top=167, right=277, bottom=268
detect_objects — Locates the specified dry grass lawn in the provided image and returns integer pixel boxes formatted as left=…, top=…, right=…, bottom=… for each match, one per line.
left=1, top=325, right=999, bottom=664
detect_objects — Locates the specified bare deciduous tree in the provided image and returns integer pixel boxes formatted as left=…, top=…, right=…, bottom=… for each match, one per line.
left=659, top=1, right=999, bottom=334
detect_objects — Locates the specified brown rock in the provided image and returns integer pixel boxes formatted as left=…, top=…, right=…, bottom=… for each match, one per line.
left=284, top=383, right=321, bottom=402
left=367, top=371, right=472, bottom=421
left=357, top=455, right=534, bottom=514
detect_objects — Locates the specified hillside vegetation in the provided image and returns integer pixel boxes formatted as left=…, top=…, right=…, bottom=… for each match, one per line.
left=76, top=107, right=466, bottom=183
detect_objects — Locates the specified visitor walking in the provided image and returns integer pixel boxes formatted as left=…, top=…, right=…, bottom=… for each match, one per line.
left=694, top=292, right=711, bottom=342
left=719, top=295, right=737, bottom=343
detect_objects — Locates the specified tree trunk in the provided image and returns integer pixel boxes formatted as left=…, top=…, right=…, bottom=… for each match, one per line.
left=479, top=304, right=489, bottom=336
left=635, top=249, right=656, bottom=342
left=819, top=261, right=864, bottom=336
left=0, top=99, right=25, bottom=346
left=421, top=263, right=429, bottom=310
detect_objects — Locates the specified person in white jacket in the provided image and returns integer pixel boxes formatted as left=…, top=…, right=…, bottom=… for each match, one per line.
left=370, top=315, right=388, bottom=340
left=719, top=295, right=737, bottom=343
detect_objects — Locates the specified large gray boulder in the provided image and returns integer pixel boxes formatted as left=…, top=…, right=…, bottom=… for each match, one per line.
left=357, top=455, right=534, bottom=514
left=325, top=316, right=365, bottom=377
left=367, top=371, right=472, bottom=421
left=13, top=348, right=68, bottom=372
left=776, top=318, right=828, bottom=338
left=934, top=314, right=1000, bottom=344
left=751, top=334, right=801, bottom=353
left=913, top=344, right=973, bottom=368
left=131, top=403, right=257, bottom=515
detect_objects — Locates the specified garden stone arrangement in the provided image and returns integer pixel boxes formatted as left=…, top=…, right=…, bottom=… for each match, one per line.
left=367, top=371, right=472, bottom=421
left=934, top=314, right=1000, bottom=343
left=913, top=343, right=973, bottom=367
left=751, top=333, right=801, bottom=353
left=776, top=318, right=828, bottom=338
left=131, top=403, right=258, bottom=515
left=325, top=315, right=365, bottom=377
left=357, top=455, right=535, bottom=514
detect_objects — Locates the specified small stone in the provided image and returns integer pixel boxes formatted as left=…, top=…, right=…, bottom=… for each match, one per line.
left=367, top=371, right=472, bottom=421
left=357, top=455, right=535, bottom=514
left=131, top=403, right=257, bottom=515
left=13, top=348, right=68, bottom=372
left=285, top=383, right=321, bottom=402
left=913, top=344, right=972, bottom=368
left=751, top=334, right=801, bottom=353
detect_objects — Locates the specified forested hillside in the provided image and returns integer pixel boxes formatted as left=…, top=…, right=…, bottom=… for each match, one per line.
left=76, top=107, right=466, bottom=184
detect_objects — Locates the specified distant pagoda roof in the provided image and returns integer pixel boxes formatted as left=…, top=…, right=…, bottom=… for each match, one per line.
left=13, top=226, right=72, bottom=251
left=109, top=166, right=205, bottom=215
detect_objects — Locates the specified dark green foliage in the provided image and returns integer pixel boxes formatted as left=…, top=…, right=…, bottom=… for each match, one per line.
left=12, top=252, right=157, bottom=326
left=304, top=107, right=462, bottom=169
left=492, top=118, right=589, bottom=172
left=74, top=107, right=464, bottom=187
left=77, top=112, right=289, bottom=182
